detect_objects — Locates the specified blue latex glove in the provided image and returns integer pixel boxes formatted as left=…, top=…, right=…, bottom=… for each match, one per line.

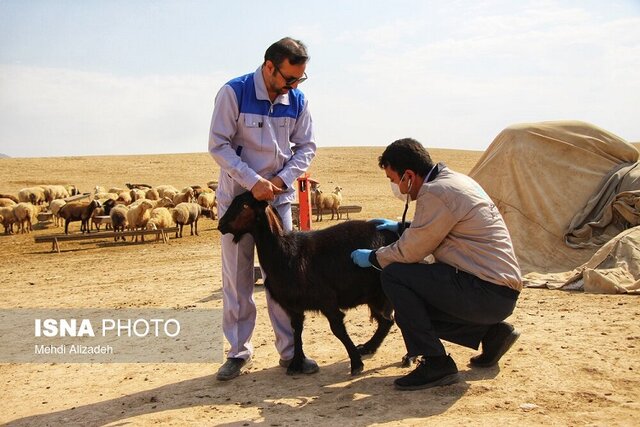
left=368, top=218, right=400, bottom=233
left=351, top=249, right=373, bottom=268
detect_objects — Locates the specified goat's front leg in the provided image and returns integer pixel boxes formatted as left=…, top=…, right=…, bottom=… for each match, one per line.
left=323, top=308, right=364, bottom=375
left=286, top=311, right=307, bottom=375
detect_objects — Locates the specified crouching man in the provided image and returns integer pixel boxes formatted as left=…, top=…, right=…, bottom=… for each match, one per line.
left=351, top=138, right=522, bottom=390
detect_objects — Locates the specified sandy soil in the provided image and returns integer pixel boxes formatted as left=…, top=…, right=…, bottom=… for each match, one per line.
left=1, top=147, right=639, bottom=426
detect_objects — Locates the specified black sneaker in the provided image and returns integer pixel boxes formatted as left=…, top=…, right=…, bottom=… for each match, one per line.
left=216, top=357, right=252, bottom=381
left=394, top=355, right=460, bottom=391
left=279, top=357, right=319, bottom=375
left=470, top=321, right=520, bottom=367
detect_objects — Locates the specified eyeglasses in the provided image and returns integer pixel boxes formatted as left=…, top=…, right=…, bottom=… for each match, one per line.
left=274, top=65, right=308, bottom=86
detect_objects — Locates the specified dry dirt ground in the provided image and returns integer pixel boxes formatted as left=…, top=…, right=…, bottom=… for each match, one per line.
left=1, top=147, right=639, bottom=426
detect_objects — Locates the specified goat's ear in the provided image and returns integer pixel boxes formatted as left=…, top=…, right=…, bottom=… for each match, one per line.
left=264, top=205, right=284, bottom=236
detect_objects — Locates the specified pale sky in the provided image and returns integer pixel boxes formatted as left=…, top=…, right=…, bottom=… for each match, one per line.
left=1, top=0, right=639, bottom=158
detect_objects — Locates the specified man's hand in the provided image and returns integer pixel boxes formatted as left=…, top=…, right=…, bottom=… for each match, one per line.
left=269, top=176, right=286, bottom=190
left=368, top=218, right=400, bottom=233
left=251, top=178, right=283, bottom=201
left=351, top=249, right=373, bottom=268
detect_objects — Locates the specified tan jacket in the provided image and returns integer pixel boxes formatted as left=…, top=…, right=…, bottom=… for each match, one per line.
left=375, top=166, right=523, bottom=292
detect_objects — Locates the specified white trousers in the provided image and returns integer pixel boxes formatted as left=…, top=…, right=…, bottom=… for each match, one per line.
left=219, top=201, right=294, bottom=361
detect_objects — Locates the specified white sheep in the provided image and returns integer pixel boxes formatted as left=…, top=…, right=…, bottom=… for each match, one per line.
left=129, top=196, right=173, bottom=210
left=126, top=200, right=154, bottom=242
left=18, top=186, right=46, bottom=205
left=116, top=191, right=132, bottom=205
left=13, top=202, right=40, bottom=233
left=146, top=207, right=175, bottom=241
left=94, top=192, right=118, bottom=201
left=196, top=192, right=217, bottom=219
left=64, top=184, right=79, bottom=196
left=41, top=185, right=70, bottom=203
left=49, top=199, right=66, bottom=227
left=90, top=199, right=117, bottom=231
left=0, top=206, right=18, bottom=234
left=129, top=188, right=146, bottom=202
left=314, top=185, right=343, bottom=221
left=154, top=185, right=179, bottom=199
left=172, top=202, right=202, bottom=238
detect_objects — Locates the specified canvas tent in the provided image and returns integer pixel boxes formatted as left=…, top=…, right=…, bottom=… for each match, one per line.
left=469, top=121, right=640, bottom=293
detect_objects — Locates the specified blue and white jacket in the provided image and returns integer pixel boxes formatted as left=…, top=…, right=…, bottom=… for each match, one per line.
left=208, top=66, right=316, bottom=208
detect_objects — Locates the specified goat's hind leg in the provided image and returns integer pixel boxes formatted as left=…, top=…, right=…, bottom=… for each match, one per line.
left=357, top=302, right=394, bottom=356
left=322, top=308, right=364, bottom=375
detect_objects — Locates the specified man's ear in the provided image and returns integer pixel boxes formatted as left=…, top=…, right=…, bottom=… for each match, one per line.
left=264, top=60, right=275, bottom=73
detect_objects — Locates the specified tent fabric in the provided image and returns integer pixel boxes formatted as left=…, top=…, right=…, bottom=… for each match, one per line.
left=468, top=121, right=639, bottom=280
left=564, top=163, right=640, bottom=248
left=524, top=226, right=640, bottom=294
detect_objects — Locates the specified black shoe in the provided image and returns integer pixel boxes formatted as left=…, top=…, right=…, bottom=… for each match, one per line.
left=216, top=357, right=252, bottom=381
left=470, top=321, right=520, bottom=367
left=279, top=357, right=319, bottom=374
left=394, top=355, right=460, bottom=391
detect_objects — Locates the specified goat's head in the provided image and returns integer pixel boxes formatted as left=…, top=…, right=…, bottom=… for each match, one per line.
left=217, top=192, right=271, bottom=243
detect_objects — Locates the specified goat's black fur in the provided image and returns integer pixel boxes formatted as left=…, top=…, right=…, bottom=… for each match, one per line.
left=218, top=192, right=398, bottom=376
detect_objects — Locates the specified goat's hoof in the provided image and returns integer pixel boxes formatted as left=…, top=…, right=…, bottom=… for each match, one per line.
left=350, top=363, right=364, bottom=376
left=401, top=353, right=417, bottom=368
left=286, top=358, right=319, bottom=375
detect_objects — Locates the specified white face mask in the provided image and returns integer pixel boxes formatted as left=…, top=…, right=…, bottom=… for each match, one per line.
left=390, top=182, right=404, bottom=201
left=390, top=173, right=412, bottom=202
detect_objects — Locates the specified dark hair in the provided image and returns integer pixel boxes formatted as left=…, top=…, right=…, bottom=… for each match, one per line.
left=378, top=138, right=434, bottom=177
left=264, top=37, right=309, bottom=67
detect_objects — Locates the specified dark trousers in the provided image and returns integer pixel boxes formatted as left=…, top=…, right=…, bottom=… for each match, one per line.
left=381, top=262, right=519, bottom=358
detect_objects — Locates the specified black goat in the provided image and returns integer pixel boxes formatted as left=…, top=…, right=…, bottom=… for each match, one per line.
left=217, top=192, right=398, bottom=376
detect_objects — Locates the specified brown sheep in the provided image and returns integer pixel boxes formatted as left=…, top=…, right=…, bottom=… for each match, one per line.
left=172, top=187, right=195, bottom=206
left=0, top=194, right=19, bottom=203
left=109, top=205, right=129, bottom=242
left=0, top=198, right=17, bottom=208
left=58, top=200, right=102, bottom=234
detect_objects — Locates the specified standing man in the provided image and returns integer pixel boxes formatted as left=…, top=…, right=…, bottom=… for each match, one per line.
left=351, top=138, right=522, bottom=390
left=209, top=37, right=317, bottom=381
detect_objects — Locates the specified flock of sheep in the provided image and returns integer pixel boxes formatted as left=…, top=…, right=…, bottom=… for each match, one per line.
left=0, top=182, right=218, bottom=240
left=0, top=180, right=347, bottom=241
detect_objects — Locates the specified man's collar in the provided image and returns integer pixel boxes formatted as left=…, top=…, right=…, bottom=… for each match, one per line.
left=254, top=66, right=290, bottom=105
left=427, top=162, right=445, bottom=182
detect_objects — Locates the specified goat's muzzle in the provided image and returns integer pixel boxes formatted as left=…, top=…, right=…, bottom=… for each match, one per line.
left=217, top=221, right=242, bottom=243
